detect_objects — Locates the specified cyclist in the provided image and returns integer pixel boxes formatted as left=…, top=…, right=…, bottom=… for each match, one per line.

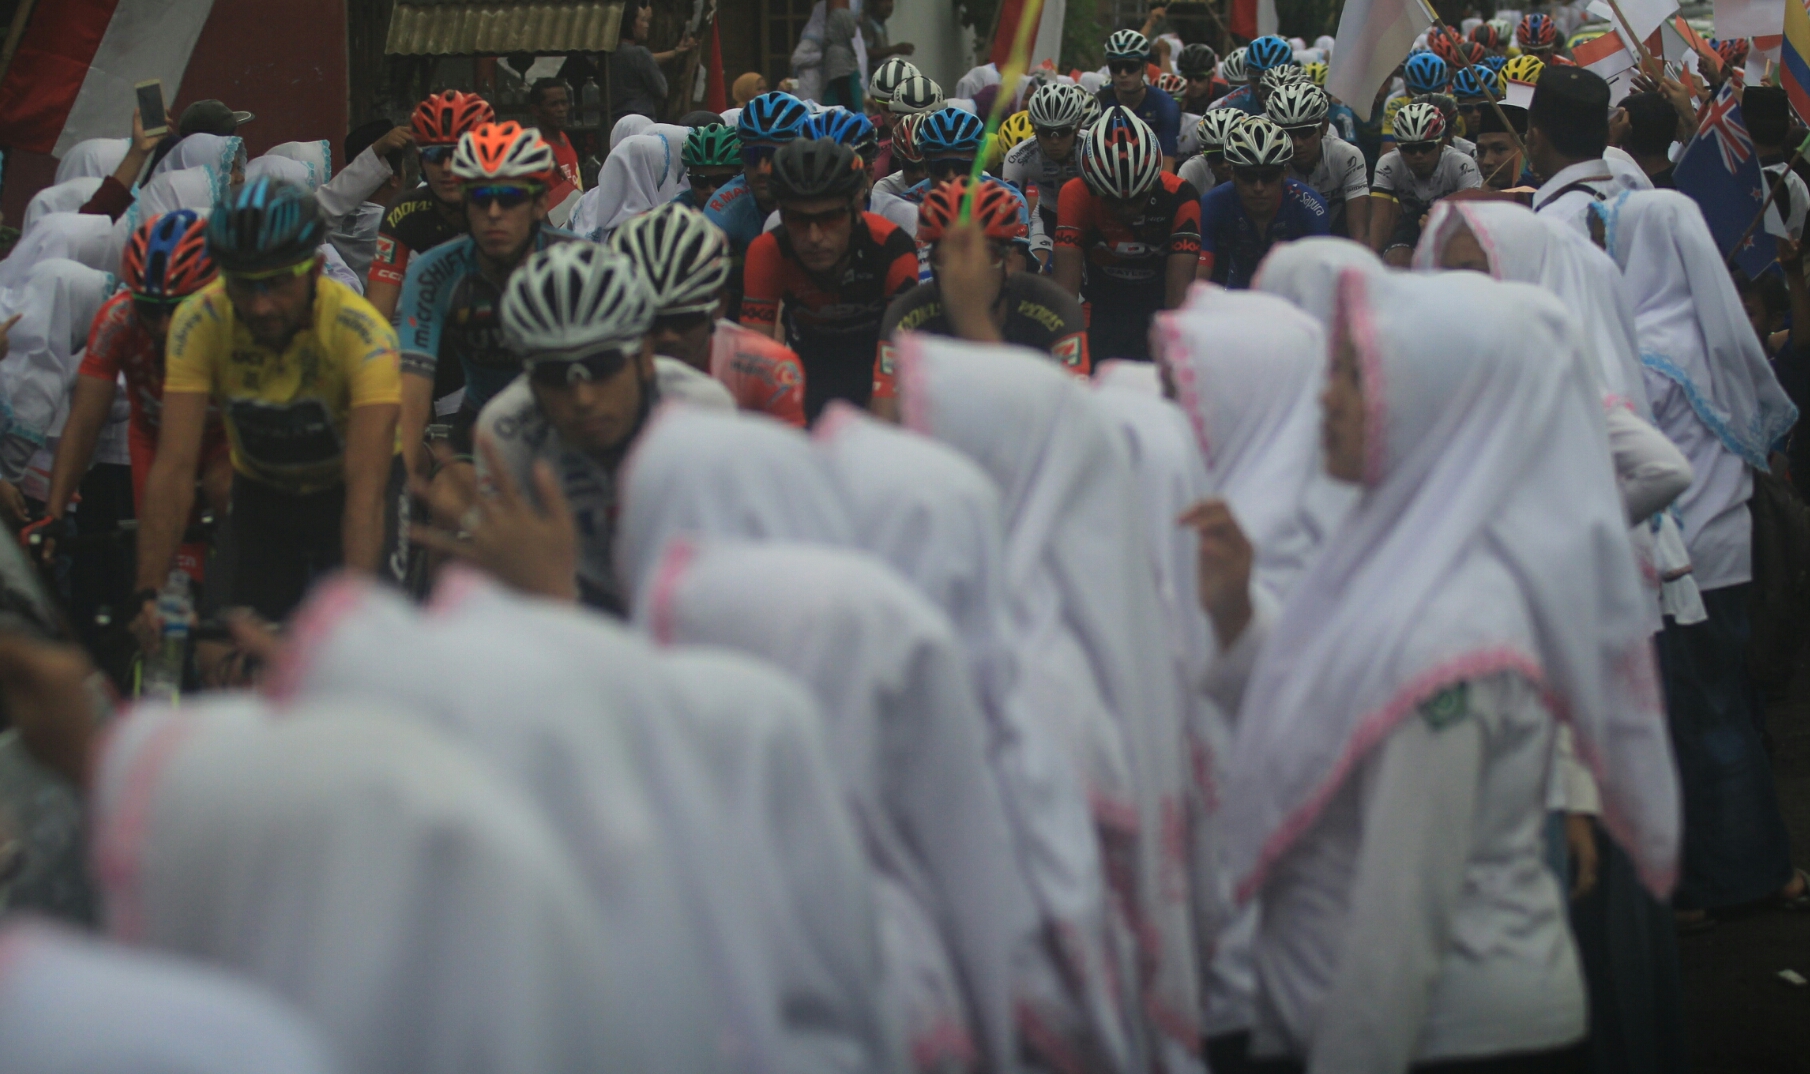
left=134, top=178, right=403, bottom=628
left=395, top=121, right=568, bottom=481
left=365, top=89, right=494, bottom=321
left=1053, top=107, right=1200, bottom=360
left=738, top=137, right=918, bottom=419
left=874, top=178, right=1088, bottom=416
left=1176, top=43, right=1227, bottom=112
left=873, top=112, right=928, bottom=199
left=1381, top=52, right=1450, bottom=145
left=986, top=109, right=1035, bottom=172
left=704, top=90, right=811, bottom=319
left=35, top=212, right=232, bottom=579
left=1003, top=82, right=1089, bottom=238
left=867, top=56, right=920, bottom=174
left=1267, top=81, right=1369, bottom=239
left=1197, top=117, right=1329, bottom=288
left=1098, top=29, right=1181, bottom=168
left=674, top=124, right=742, bottom=210
left=1516, top=14, right=1562, bottom=64
left=1471, top=21, right=1507, bottom=56
left=887, top=72, right=945, bottom=117
left=1452, top=65, right=1505, bottom=142
left=806, top=107, right=880, bottom=179
left=612, top=203, right=807, bottom=427
left=1178, top=109, right=1245, bottom=195
left=904, top=107, right=1044, bottom=270
left=472, top=244, right=732, bottom=612
left=1210, top=34, right=1294, bottom=116
left=1367, top=101, right=1481, bottom=264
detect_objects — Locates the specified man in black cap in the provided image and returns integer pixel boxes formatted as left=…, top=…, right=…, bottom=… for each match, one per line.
left=1527, top=65, right=1614, bottom=234
left=177, top=99, right=254, bottom=136
left=1474, top=102, right=1530, bottom=191
left=1612, top=92, right=1679, bottom=188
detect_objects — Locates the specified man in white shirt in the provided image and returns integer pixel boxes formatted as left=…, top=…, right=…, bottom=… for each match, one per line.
left=1527, top=66, right=1615, bottom=234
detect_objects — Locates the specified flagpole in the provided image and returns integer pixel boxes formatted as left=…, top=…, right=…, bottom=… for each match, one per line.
left=1416, top=2, right=1529, bottom=166
left=1723, top=134, right=1810, bottom=268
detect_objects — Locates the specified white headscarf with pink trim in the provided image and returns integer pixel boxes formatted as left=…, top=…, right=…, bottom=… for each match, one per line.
left=1221, top=270, right=1680, bottom=904
left=1250, top=236, right=1386, bottom=325
left=895, top=335, right=1204, bottom=1074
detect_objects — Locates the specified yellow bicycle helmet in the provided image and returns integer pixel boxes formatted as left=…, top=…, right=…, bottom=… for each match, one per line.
left=1301, top=60, right=1329, bottom=87
left=987, top=110, right=1036, bottom=169
left=1502, top=54, right=1545, bottom=84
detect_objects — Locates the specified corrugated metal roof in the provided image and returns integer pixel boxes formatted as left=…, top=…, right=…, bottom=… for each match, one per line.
left=385, top=1, right=625, bottom=55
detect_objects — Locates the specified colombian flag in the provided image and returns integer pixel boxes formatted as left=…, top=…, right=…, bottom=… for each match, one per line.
left=1784, top=0, right=1810, bottom=122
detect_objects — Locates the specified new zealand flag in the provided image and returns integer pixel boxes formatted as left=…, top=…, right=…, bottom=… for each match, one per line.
left=1674, top=83, right=1777, bottom=279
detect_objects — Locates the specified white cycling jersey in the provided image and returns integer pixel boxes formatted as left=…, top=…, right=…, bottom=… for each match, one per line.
left=1002, top=137, right=1082, bottom=223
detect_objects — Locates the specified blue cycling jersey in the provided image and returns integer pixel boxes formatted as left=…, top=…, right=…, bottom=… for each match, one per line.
left=1198, top=178, right=1330, bottom=289
left=702, top=174, right=770, bottom=253
left=1094, top=84, right=1182, bottom=156
left=1209, top=85, right=1265, bottom=117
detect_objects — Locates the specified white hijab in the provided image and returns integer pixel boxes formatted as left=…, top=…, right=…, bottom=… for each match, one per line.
left=20, top=178, right=102, bottom=235
left=245, top=153, right=318, bottom=192
left=0, top=921, right=338, bottom=1074
left=1250, top=236, right=1386, bottom=324
left=90, top=696, right=624, bottom=1074
left=813, top=403, right=1134, bottom=1074
left=1413, top=199, right=1651, bottom=416
left=644, top=537, right=1041, bottom=1074
left=954, top=63, right=1002, bottom=99
left=0, top=260, right=113, bottom=456
left=0, top=214, right=113, bottom=288
left=268, top=568, right=885, bottom=1074
left=114, top=165, right=226, bottom=267
left=615, top=402, right=854, bottom=605
left=1595, top=189, right=1799, bottom=471
left=1221, top=269, right=1681, bottom=905
left=265, top=139, right=334, bottom=188
left=1155, top=289, right=1356, bottom=606
left=896, top=335, right=1203, bottom=1074
left=610, top=113, right=655, bottom=148
left=571, top=133, right=684, bottom=240
left=54, top=137, right=128, bottom=183
left=152, top=132, right=243, bottom=178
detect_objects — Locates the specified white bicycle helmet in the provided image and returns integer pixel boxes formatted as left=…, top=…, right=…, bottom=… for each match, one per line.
left=1079, top=94, right=1104, bottom=131
left=1195, top=109, right=1247, bottom=152
left=451, top=121, right=557, bottom=182
left=1265, top=81, right=1329, bottom=128
left=1105, top=29, right=1150, bottom=61
left=1258, top=64, right=1305, bottom=95
left=1027, top=82, right=1088, bottom=131
left=1222, top=116, right=1294, bottom=167
left=608, top=203, right=730, bottom=317
left=1224, top=48, right=1252, bottom=84
left=1079, top=106, right=1163, bottom=200
left=1392, top=100, right=1447, bottom=143
left=888, top=73, right=945, bottom=115
left=869, top=57, right=919, bottom=105
left=501, top=243, right=657, bottom=360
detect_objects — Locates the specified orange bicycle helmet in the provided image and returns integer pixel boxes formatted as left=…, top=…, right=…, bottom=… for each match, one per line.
left=451, top=121, right=557, bottom=184
left=916, top=177, right=1029, bottom=245
left=122, top=209, right=216, bottom=300
left=411, top=90, right=496, bottom=146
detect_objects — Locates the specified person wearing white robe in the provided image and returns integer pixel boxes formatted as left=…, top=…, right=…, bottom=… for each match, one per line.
left=53, top=137, right=129, bottom=184
left=20, top=178, right=104, bottom=235
left=571, top=134, right=689, bottom=242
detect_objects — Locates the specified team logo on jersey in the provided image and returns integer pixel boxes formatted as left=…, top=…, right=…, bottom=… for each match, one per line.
left=876, top=341, right=897, bottom=377
left=375, top=235, right=397, bottom=264
left=1052, top=334, right=1083, bottom=369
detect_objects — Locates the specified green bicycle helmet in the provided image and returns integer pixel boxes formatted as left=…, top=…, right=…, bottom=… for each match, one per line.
left=682, top=124, right=742, bottom=169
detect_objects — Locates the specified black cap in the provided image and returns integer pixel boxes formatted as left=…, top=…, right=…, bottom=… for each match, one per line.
left=1743, top=84, right=1789, bottom=144
left=1618, top=92, right=1673, bottom=154
left=1476, top=102, right=1529, bottom=135
left=1528, top=66, right=1610, bottom=127
left=178, top=99, right=254, bottom=136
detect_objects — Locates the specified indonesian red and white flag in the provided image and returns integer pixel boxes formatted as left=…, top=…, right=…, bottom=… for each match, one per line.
left=1572, top=30, right=1640, bottom=78
left=0, top=0, right=217, bottom=159
left=1326, top=0, right=1434, bottom=120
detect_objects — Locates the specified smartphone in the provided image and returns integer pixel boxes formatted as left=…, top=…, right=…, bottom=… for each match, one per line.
left=135, top=79, right=167, bottom=137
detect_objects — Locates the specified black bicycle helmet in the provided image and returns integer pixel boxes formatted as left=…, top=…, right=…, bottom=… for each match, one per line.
left=769, top=137, right=866, bottom=201
left=205, top=177, right=325, bottom=273
left=1177, top=43, right=1218, bottom=79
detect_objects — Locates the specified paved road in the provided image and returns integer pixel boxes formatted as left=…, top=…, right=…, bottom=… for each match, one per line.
left=1678, top=653, right=1810, bottom=1074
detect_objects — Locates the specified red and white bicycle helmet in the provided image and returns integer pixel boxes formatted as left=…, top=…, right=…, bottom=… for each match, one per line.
left=451, top=121, right=557, bottom=184
left=1392, top=101, right=1447, bottom=143
left=1079, top=106, right=1162, bottom=200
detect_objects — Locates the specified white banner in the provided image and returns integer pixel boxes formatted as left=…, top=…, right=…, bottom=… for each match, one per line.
left=1713, top=0, right=1786, bottom=39
left=55, top=0, right=218, bottom=159
left=1326, top=0, right=1434, bottom=120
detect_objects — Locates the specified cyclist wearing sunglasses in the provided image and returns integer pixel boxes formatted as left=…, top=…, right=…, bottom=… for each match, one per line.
left=1175, top=43, right=1229, bottom=113
left=739, top=137, right=918, bottom=420
left=135, top=178, right=404, bottom=629
left=1003, top=83, right=1091, bottom=240
left=1197, top=118, right=1329, bottom=289
left=901, top=108, right=1045, bottom=271
left=1367, top=101, right=1480, bottom=264
left=37, top=211, right=233, bottom=555
left=366, top=90, right=495, bottom=323
left=674, top=124, right=743, bottom=210
left=703, top=91, right=811, bottom=321
left=1097, top=29, right=1180, bottom=170
left=394, top=121, right=571, bottom=481
left=476, top=243, right=732, bottom=612
left=1266, top=82, right=1369, bottom=240
left=1054, top=107, right=1200, bottom=360
left=1206, top=34, right=1293, bottom=118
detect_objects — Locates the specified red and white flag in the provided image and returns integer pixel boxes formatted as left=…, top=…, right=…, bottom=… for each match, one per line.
left=1326, top=0, right=1434, bottom=120
left=0, top=0, right=216, bottom=158
left=1572, top=30, right=1640, bottom=78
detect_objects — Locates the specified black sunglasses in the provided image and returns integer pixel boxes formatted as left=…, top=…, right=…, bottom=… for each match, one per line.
left=420, top=145, right=456, bottom=165
left=1398, top=140, right=1440, bottom=154
left=926, top=158, right=975, bottom=179
left=1235, top=165, right=1285, bottom=183
left=1109, top=60, right=1144, bottom=75
left=1034, top=125, right=1077, bottom=139
left=527, top=349, right=632, bottom=388
left=653, top=311, right=712, bottom=333
left=132, top=296, right=184, bottom=318
left=465, top=184, right=539, bottom=210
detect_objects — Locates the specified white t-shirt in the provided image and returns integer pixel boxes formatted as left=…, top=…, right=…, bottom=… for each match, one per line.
left=1373, top=146, right=1482, bottom=208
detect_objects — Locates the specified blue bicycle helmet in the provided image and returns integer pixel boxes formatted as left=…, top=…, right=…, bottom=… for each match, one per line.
left=804, top=107, right=878, bottom=161
left=205, top=177, right=325, bottom=274
left=1403, top=52, right=1450, bottom=95
left=1244, top=35, right=1294, bottom=72
left=915, top=107, right=986, bottom=158
left=1452, top=64, right=1502, bottom=101
left=737, top=91, right=810, bottom=145
left=1481, top=54, right=1509, bottom=74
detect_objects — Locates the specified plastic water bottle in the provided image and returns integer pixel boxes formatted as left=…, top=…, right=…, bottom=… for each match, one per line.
left=140, top=571, right=191, bottom=703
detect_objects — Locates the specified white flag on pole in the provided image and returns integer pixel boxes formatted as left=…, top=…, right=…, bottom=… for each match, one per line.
left=1712, top=0, right=1786, bottom=39
left=1326, top=0, right=1434, bottom=120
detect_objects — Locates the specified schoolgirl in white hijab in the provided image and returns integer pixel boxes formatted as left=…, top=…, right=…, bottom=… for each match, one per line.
left=240, top=157, right=366, bottom=292
left=90, top=697, right=623, bottom=1074
left=894, top=336, right=1205, bottom=1074
left=1209, top=269, right=1679, bottom=1071
left=151, top=132, right=244, bottom=180
left=1250, top=236, right=1386, bottom=325
left=814, top=403, right=1136, bottom=1074
left=0, top=920, right=339, bottom=1074
left=0, top=213, right=113, bottom=283
left=54, top=137, right=129, bottom=183
left=644, top=537, right=1042, bottom=1074
left=570, top=133, right=688, bottom=242
left=0, top=260, right=113, bottom=491
left=610, top=113, right=655, bottom=149
left=19, top=178, right=103, bottom=235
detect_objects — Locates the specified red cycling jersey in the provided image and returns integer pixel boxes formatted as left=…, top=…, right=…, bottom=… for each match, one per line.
left=76, top=291, right=230, bottom=509
left=1054, top=172, right=1202, bottom=300
left=709, top=319, right=808, bottom=428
